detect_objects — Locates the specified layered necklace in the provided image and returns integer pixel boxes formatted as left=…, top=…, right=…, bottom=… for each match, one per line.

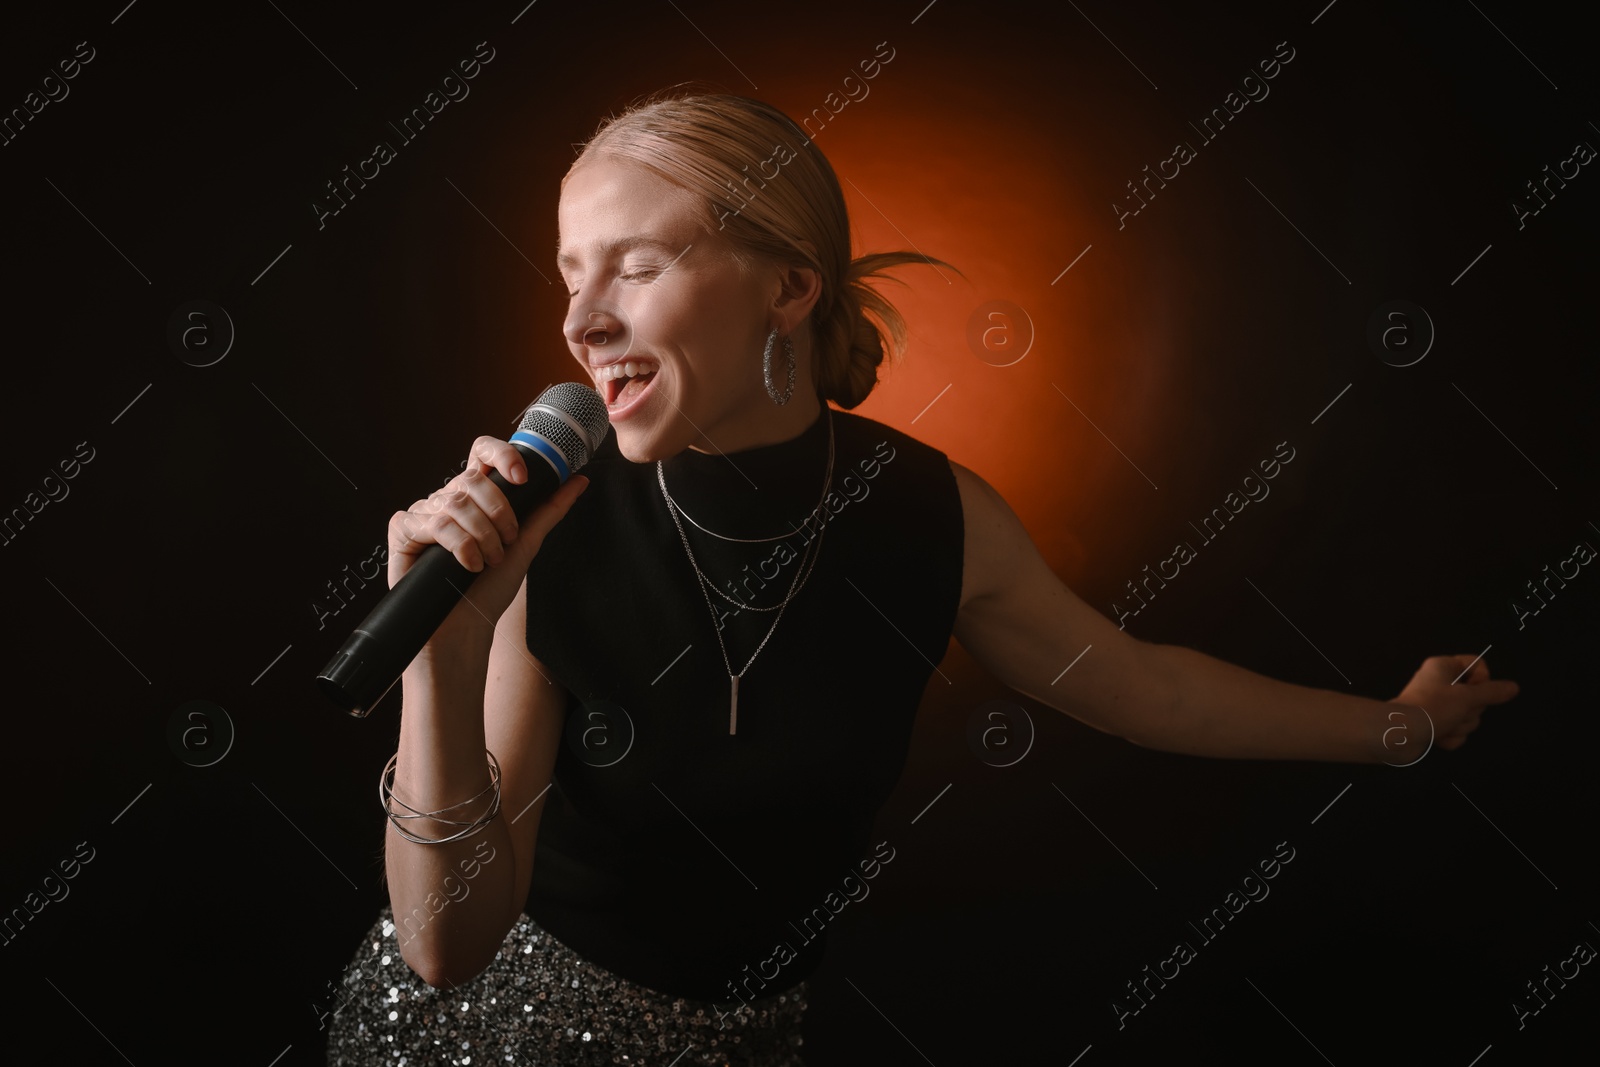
left=656, top=407, right=835, bottom=735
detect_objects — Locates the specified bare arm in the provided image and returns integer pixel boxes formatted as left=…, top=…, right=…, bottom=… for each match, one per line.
left=385, top=578, right=566, bottom=988
left=947, top=460, right=1517, bottom=762
left=380, top=443, right=588, bottom=988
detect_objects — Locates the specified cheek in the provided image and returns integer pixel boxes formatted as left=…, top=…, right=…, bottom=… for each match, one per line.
left=652, top=310, right=737, bottom=375
left=638, top=271, right=765, bottom=386
left=625, top=287, right=684, bottom=347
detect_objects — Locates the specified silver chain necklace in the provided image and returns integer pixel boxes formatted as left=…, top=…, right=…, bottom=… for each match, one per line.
left=657, top=408, right=835, bottom=734
left=656, top=411, right=835, bottom=613
left=656, top=410, right=836, bottom=544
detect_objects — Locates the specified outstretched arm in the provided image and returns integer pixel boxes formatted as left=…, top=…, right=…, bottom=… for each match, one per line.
left=947, top=461, right=1518, bottom=762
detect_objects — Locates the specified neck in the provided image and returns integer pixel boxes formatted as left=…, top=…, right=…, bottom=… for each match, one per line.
left=687, top=391, right=824, bottom=455
left=660, top=400, right=833, bottom=541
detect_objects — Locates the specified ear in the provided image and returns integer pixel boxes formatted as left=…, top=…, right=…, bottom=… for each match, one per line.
left=768, top=261, right=824, bottom=335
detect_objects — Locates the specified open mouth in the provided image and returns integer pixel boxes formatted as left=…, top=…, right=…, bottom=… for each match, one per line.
left=599, top=362, right=658, bottom=408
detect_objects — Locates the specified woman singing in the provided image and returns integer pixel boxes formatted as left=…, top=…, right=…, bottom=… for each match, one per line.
left=324, top=90, right=1517, bottom=1065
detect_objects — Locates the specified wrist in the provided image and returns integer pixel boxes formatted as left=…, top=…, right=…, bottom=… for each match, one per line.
left=1372, top=701, right=1432, bottom=766
left=409, top=620, right=489, bottom=671
left=407, top=626, right=495, bottom=686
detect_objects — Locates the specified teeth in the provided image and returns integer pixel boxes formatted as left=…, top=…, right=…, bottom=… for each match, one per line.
left=596, top=361, right=655, bottom=382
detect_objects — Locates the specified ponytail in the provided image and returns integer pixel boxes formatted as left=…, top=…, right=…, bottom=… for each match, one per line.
left=812, top=252, right=961, bottom=409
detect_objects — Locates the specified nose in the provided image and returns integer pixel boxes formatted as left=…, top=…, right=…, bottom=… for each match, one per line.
left=565, top=302, right=624, bottom=353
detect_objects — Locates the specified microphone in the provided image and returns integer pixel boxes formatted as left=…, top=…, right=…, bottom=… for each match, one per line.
left=317, top=382, right=610, bottom=717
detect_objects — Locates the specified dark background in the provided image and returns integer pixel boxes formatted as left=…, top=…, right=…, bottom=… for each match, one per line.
left=2, top=1, right=1595, bottom=1064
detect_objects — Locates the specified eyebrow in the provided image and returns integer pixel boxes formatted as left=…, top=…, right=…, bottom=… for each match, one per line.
left=555, top=235, right=683, bottom=271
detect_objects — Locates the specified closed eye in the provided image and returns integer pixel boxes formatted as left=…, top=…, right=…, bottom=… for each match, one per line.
left=564, top=269, right=661, bottom=296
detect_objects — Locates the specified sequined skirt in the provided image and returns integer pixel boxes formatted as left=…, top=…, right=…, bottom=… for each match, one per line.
left=324, top=906, right=809, bottom=1066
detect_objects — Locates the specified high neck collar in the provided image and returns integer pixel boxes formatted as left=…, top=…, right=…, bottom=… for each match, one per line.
left=657, top=405, right=834, bottom=540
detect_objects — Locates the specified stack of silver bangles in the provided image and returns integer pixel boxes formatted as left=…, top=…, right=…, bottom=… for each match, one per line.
left=380, top=750, right=502, bottom=844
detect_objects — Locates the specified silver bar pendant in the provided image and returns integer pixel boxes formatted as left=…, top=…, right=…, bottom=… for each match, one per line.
left=729, top=674, right=739, bottom=735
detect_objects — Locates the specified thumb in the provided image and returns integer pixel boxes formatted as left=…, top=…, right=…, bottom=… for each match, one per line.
left=1471, top=678, right=1520, bottom=706
left=503, top=475, right=590, bottom=569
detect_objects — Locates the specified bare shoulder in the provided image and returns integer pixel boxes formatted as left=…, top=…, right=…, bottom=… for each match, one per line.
left=944, top=458, right=1155, bottom=734
left=947, top=458, right=1017, bottom=615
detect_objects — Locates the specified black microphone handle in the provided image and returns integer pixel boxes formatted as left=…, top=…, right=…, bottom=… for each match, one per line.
left=316, top=444, right=565, bottom=716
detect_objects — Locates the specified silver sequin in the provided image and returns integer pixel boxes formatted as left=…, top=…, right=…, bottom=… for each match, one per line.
left=324, top=906, right=808, bottom=1065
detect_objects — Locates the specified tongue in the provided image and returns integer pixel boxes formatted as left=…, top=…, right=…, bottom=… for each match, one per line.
left=618, top=371, right=655, bottom=403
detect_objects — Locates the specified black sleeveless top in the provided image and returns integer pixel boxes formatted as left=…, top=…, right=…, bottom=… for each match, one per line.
left=522, top=402, right=964, bottom=1002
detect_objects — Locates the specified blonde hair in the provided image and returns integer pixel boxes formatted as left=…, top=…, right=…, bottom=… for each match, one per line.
left=568, top=87, right=960, bottom=409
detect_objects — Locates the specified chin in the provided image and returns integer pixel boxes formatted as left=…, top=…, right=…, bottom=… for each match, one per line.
left=612, top=437, right=654, bottom=464
left=611, top=427, right=672, bottom=465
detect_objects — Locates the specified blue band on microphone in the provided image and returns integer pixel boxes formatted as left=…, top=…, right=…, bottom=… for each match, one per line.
left=511, top=431, right=569, bottom=482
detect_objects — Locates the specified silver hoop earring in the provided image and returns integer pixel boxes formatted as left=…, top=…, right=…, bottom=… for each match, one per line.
left=762, top=328, right=796, bottom=406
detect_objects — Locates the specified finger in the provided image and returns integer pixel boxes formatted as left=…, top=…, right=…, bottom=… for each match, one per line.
left=469, top=436, right=529, bottom=486
left=398, top=505, right=486, bottom=572
left=454, top=465, right=520, bottom=547
left=430, top=488, right=506, bottom=570
left=389, top=504, right=440, bottom=555
left=1470, top=679, right=1520, bottom=706
left=395, top=490, right=497, bottom=571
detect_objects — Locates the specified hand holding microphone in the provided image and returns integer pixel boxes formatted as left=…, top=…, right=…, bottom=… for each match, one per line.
left=388, top=445, right=586, bottom=656
left=317, top=383, right=610, bottom=716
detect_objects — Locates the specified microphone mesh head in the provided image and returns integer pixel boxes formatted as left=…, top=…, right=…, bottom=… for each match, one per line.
left=517, top=382, right=611, bottom=472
